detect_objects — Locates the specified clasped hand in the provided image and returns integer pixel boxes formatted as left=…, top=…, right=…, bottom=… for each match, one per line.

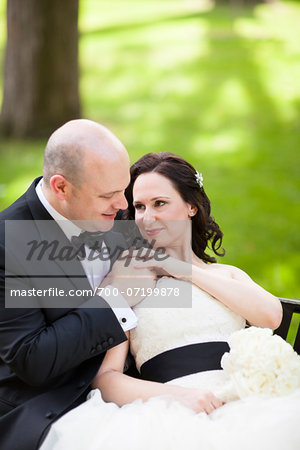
left=132, top=249, right=192, bottom=282
left=100, top=249, right=157, bottom=307
left=100, top=248, right=192, bottom=307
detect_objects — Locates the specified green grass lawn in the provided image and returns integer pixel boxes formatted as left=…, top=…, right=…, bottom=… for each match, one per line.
left=0, top=0, right=299, bottom=298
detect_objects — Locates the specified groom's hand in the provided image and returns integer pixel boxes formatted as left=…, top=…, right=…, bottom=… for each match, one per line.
left=100, top=251, right=157, bottom=307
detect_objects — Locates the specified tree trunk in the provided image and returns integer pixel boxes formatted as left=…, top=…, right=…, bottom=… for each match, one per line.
left=0, top=0, right=80, bottom=138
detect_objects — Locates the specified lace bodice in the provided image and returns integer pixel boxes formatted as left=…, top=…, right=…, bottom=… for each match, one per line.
left=130, top=277, right=246, bottom=371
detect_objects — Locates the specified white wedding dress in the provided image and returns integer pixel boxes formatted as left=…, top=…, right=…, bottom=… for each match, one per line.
left=41, top=278, right=300, bottom=450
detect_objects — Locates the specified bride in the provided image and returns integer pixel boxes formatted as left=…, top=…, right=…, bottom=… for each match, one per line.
left=41, top=153, right=300, bottom=450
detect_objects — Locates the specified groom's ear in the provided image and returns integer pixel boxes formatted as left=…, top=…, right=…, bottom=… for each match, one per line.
left=50, top=175, right=70, bottom=200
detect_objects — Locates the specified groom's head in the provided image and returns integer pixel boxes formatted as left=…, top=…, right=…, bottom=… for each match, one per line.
left=42, top=119, right=130, bottom=231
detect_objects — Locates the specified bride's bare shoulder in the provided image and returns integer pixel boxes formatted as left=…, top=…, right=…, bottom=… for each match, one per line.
left=207, top=262, right=252, bottom=280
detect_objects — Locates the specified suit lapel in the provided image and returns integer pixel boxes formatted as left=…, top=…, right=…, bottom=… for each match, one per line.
left=104, top=230, right=128, bottom=271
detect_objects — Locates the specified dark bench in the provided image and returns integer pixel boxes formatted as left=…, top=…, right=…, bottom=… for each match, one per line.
left=274, top=298, right=300, bottom=354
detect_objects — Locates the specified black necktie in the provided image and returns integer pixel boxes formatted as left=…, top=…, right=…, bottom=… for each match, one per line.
left=71, top=231, right=106, bottom=257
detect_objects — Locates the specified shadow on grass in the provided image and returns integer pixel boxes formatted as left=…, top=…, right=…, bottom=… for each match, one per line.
left=82, top=11, right=208, bottom=36
left=81, top=2, right=259, bottom=37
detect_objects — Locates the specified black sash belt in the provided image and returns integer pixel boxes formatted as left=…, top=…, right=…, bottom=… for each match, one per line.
left=140, top=341, right=230, bottom=383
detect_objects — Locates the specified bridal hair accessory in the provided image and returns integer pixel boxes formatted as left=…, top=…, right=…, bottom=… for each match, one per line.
left=220, top=327, right=300, bottom=400
left=195, top=171, right=203, bottom=188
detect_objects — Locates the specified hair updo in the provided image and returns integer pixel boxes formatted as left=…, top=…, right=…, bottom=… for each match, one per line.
left=123, top=152, right=225, bottom=263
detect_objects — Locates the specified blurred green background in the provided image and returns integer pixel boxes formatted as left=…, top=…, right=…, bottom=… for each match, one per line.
left=0, top=0, right=299, bottom=298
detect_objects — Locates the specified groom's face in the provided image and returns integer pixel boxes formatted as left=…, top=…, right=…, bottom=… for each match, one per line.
left=65, top=150, right=130, bottom=231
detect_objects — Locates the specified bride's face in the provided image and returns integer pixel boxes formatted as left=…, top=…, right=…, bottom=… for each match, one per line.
left=132, top=172, right=196, bottom=249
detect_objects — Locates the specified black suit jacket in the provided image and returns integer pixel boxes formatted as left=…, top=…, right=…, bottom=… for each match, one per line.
left=0, top=178, right=128, bottom=450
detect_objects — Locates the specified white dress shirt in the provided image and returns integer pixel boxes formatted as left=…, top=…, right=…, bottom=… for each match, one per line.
left=36, top=179, right=137, bottom=332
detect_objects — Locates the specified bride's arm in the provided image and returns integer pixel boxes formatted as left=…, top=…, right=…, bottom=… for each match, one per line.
left=191, top=264, right=282, bottom=329
left=91, top=332, right=223, bottom=414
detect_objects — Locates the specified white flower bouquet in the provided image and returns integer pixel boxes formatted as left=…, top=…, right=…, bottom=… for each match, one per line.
left=220, top=327, right=300, bottom=399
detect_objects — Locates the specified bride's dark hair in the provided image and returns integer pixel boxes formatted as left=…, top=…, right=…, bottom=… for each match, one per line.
left=123, top=152, right=225, bottom=263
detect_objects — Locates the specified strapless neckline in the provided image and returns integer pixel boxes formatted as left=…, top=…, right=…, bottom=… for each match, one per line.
left=130, top=277, right=246, bottom=371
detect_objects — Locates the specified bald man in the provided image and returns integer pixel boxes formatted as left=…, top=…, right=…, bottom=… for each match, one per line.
left=0, top=120, right=147, bottom=450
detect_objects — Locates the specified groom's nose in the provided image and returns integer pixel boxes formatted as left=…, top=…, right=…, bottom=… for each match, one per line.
left=112, top=191, right=128, bottom=210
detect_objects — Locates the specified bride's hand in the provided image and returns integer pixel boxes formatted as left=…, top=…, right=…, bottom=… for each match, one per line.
left=175, top=387, right=225, bottom=414
left=132, top=250, right=192, bottom=282
left=171, top=386, right=224, bottom=414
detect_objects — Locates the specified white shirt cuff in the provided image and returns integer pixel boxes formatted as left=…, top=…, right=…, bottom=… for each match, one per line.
left=99, top=285, right=138, bottom=332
